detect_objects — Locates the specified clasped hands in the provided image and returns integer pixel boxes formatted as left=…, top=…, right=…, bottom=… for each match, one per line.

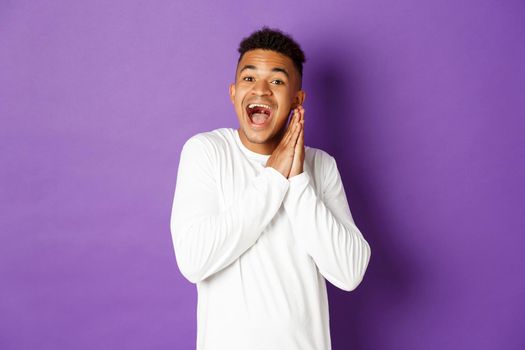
left=266, top=105, right=305, bottom=179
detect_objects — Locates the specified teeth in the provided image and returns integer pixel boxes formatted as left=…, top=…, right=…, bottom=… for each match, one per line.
left=248, top=103, right=272, bottom=110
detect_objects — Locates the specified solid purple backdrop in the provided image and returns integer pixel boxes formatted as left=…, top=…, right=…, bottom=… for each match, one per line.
left=1, top=1, right=524, bottom=349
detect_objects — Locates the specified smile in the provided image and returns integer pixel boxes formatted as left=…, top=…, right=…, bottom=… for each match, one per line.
left=246, top=103, right=273, bottom=128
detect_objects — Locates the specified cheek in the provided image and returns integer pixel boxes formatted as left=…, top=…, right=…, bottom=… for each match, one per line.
left=236, top=96, right=244, bottom=108
left=278, top=89, right=294, bottom=106
left=234, top=88, right=247, bottom=105
left=278, top=98, right=292, bottom=114
left=235, top=98, right=246, bottom=116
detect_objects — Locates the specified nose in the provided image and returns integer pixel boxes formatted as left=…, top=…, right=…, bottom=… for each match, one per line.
left=251, top=79, right=272, bottom=96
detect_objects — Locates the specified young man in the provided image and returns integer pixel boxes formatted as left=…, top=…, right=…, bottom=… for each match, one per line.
left=170, top=27, right=371, bottom=350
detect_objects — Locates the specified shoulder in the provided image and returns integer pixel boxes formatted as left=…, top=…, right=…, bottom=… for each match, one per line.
left=182, top=128, right=233, bottom=154
left=303, top=146, right=338, bottom=187
left=305, top=145, right=336, bottom=169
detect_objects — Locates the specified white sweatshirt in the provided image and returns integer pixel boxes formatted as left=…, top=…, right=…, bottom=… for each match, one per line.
left=170, top=127, right=371, bottom=350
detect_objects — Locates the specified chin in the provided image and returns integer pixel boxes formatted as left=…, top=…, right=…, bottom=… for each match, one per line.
left=243, top=129, right=268, bottom=144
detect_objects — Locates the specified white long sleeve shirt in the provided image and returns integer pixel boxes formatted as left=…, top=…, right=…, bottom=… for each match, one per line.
left=170, top=127, right=371, bottom=350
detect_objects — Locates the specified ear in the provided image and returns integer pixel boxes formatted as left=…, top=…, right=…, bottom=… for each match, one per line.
left=292, top=90, right=306, bottom=108
left=229, top=83, right=235, bottom=104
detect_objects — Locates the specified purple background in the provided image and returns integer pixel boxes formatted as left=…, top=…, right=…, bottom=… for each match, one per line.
left=1, top=1, right=524, bottom=349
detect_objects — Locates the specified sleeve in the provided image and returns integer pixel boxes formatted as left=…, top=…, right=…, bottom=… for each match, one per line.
left=170, top=136, right=290, bottom=284
left=282, top=153, right=371, bottom=291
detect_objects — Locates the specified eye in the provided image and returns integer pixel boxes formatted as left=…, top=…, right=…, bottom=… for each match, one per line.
left=242, top=76, right=255, bottom=82
left=271, top=79, right=284, bottom=85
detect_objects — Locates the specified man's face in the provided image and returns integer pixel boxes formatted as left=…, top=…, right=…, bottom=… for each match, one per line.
left=229, top=49, right=305, bottom=155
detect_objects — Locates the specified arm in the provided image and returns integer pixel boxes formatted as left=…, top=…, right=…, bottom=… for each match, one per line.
left=170, top=136, right=290, bottom=284
left=283, top=153, right=371, bottom=291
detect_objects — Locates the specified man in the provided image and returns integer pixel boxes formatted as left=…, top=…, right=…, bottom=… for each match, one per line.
left=170, top=27, right=371, bottom=350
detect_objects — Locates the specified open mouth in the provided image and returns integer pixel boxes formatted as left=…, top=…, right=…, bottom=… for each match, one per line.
left=246, top=103, right=272, bottom=126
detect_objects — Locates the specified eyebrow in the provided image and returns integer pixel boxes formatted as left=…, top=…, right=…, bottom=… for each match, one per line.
left=239, top=65, right=290, bottom=78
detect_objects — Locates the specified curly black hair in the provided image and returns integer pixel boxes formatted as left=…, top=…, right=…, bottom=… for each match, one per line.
left=237, top=26, right=306, bottom=78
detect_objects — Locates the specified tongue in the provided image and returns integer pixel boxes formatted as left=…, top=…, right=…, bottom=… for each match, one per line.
left=251, top=113, right=269, bottom=125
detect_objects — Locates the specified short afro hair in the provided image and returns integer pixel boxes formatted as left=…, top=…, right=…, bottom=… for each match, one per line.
left=237, top=26, right=306, bottom=78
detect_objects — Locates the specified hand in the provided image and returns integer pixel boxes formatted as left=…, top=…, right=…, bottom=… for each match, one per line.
left=288, top=106, right=305, bottom=178
left=265, top=107, right=303, bottom=178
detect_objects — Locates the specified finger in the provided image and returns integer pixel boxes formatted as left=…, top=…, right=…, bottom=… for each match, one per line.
left=299, top=108, right=304, bottom=131
left=280, top=107, right=302, bottom=152
left=288, top=109, right=299, bottom=131
left=296, top=127, right=304, bottom=150
left=284, top=123, right=300, bottom=150
left=283, top=109, right=299, bottom=145
left=290, top=118, right=302, bottom=147
left=282, top=109, right=296, bottom=139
